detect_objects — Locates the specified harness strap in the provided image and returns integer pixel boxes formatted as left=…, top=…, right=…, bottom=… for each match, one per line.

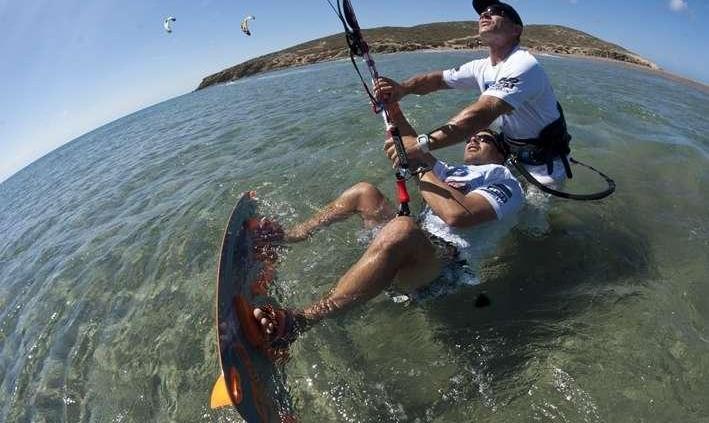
left=506, top=102, right=573, bottom=178
left=560, top=154, right=573, bottom=178
left=509, top=155, right=615, bottom=201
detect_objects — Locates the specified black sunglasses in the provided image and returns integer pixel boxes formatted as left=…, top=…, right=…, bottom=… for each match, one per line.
left=467, top=133, right=497, bottom=144
left=479, top=5, right=506, bottom=19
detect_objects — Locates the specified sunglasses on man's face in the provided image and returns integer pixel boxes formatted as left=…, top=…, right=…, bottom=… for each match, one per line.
left=479, top=5, right=506, bottom=19
left=467, top=133, right=497, bottom=144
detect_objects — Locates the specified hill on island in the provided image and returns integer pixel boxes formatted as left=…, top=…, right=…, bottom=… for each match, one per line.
left=196, top=21, right=657, bottom=90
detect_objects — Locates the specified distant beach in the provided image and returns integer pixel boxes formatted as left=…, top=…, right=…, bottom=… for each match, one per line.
left=196, top=21, right=666, bottom=90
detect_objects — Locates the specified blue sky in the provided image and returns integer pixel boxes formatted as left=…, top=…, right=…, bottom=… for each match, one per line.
left=1, top=0, right=707, bottom=182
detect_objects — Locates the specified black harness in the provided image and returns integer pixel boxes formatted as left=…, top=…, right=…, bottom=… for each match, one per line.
left=504, top=103, right=616, bottom=201
left=505, top=103, right=573, bottom=177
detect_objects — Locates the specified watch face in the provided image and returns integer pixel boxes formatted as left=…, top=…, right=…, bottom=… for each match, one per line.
left=417, top=134, right=430, bottom=152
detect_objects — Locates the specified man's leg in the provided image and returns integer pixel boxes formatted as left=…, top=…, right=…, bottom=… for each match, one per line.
left=285, top=182, right=396, bottom=242
left=255, top=216, right=441, bottom=336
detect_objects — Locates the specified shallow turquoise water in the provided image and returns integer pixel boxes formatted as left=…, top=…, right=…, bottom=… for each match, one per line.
left=1, top=51, right=708, bottom=422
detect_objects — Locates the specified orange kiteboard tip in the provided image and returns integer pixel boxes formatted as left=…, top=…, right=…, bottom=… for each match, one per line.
left=210, top=368, right=243, bottom=409
left=210, top=373, right=233, bottom=409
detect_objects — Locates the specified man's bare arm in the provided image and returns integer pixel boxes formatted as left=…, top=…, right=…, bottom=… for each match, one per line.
left=417, top=172, right=497, bottom=227
left=384, top=102, right=437, bottom=168
left=427, top=95, right=513, bottom=150
left=399, top=71, right=449, bottom=96
left=374, top=71, right=448, bottom=103
left=385, top=102, right=416, bottom=136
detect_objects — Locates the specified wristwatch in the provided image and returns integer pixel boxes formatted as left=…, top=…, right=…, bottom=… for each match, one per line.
left=416, top=134, right=431, bottom=153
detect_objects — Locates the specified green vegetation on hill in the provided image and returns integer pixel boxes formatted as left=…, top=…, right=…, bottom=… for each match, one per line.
left=196, top=21, right=657, bottom=90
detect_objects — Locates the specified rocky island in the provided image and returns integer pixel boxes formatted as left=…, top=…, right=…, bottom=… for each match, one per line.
left=196, top=21, right=658, bottom=91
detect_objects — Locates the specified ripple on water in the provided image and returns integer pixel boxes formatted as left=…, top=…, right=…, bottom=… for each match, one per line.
left=1, top=51, right=708, bottom=422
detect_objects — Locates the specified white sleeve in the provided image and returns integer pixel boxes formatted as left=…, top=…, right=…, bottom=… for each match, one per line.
left=482, top=57, right=544, bottom=110
left=472, top=179, right=524, bottom=220
left=432, top=160, right=452, bottom=181
left=442, top=60, right=481, bottom=89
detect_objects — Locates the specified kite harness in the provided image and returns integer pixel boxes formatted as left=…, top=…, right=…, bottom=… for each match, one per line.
left=505, top=103, right=616, bottom=200
left=327, top=0, right=423, bottom=216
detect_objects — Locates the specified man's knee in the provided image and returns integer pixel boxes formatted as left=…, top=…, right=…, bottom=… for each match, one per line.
left=344, top=182, right=390, bottom=217
left=372, top=217, right=421, bottom=249
left=367, top=217, right=435, bottom=271
left=349, top=182, right=384, bottom=202
left=386, top=216, right=419, bottom=233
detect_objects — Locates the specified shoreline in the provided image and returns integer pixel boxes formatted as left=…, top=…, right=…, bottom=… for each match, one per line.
left=371, top=47, right=709, bottom=94
left=195, top=22, right=678, bottom=91
left=204, top=47, right=708, bottom=95
left=381, top=47, right=709, bottom=92
left=533, top=50, right=709, bottom=94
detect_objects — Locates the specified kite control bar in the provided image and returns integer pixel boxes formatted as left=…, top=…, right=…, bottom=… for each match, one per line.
left=328, top=0, right=412, bottom=216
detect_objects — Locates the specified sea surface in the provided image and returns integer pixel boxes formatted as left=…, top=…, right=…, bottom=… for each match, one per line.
left=1, top=51, right=707, bottom=422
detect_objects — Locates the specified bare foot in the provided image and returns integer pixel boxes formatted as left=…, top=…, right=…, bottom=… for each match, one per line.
left=246, top=217, right=285, bottom=243
left=252, top=305, right=303, bottom=349
left=253, top=307, right=276, bottom=335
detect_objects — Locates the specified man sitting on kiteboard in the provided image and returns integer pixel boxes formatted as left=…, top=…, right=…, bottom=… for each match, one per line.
left=250, top=101, right=524, bottom=348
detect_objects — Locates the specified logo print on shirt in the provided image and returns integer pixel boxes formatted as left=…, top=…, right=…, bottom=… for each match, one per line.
left=450, top=168, right=471, bottom=177
left=479, top=183, right=512, bottom=205
left=488, top=77, right=519, bottom=92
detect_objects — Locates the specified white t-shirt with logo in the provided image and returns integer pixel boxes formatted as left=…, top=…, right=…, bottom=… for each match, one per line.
left=442, top=46, right=560, bottom=139
left=419, top=161, right=523, bottom=260
left=442, top=47, right=569, bottom=183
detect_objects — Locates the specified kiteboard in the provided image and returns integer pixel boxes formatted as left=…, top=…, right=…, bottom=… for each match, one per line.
left=210, top=191, right=295, bottom=422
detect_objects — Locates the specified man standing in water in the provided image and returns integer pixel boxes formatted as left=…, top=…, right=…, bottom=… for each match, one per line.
left=250, top=101, right=524, bottom=346
left=375, top=0, right=573, bottom=186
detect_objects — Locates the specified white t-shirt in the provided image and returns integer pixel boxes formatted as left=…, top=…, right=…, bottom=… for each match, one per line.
left=442, top=48, right=569, bottom=184
left=419, top=161, right=523, bottom=259
left=442, top=46, right=560, bottom=140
